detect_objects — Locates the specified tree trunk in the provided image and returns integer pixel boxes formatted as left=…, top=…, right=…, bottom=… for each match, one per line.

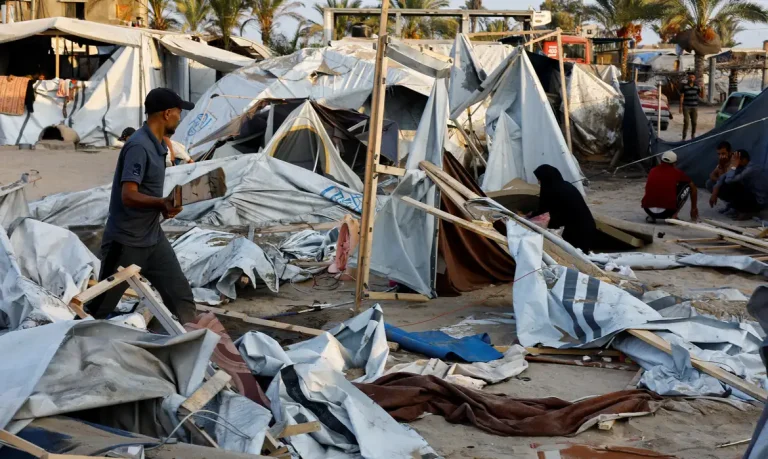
left=694, top=53, right=705, bottom=81
left=729, top=68, right=739, bottom=94
left=621, top=39, right=629, bottom=81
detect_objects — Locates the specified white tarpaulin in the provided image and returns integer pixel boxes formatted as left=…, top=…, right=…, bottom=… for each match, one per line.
left=174, top=45, right=433, bottom=156
left=0, top=227, right=73, bottom=333
left=0, top=17, right=144, bottom=47
left=8, top=218, right=99, bottom=305
left=159, top=35, right=254, bottom=72
left=350, top=171, right=436, bottom=297
left=405, top=78, right=448, bottom=170
left=0, top=174, right=33, bottom=229
left=589, top=251, right=768, bottom=277
left=30, top=154, right=366, bottom=228
left=481, top=113, right=520, bottom=192
left=261, top=101, right=363, bottom=191
left=447, top=34, right=487, bottom=117
left=0, top=320, right=219, bottom=429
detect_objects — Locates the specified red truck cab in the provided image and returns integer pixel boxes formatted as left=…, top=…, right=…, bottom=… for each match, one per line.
left=543, top=36, right=592, bottom=64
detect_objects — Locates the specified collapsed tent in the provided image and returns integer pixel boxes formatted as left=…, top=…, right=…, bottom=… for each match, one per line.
left=655, top=87, right=768, bottom=186
left=174, top=45, right=434, bottom=157
left=0, top=18, right=253, bottom=147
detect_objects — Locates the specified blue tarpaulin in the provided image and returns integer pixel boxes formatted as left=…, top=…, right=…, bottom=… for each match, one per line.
left=385, top=323, right=504, bottom=363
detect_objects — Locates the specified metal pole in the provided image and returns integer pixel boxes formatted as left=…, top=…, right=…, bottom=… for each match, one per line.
left=633, top=67, right=638, bottom=83
left=556, top=29, right=573, bottom=153
left=762, top=40, right=768, bottom=91
left=657, top=81, right=662, bottom=134
left=708, top=57, right=716, bottom=104
left=55, top=35, right=60, bottom=79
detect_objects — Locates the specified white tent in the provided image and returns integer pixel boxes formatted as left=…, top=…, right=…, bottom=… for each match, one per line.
left=174, top=45, right=434, bottom=157
left=0, top=18, right=254, bottom=147
left=261, top=101, right=363, bottom=191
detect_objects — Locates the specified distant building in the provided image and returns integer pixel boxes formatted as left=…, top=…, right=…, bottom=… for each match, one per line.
left=4, top=0, right=147, bottom=27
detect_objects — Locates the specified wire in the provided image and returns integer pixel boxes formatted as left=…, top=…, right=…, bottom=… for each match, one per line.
left=144, top=409, right=253, bottom=451
left=396, top=266, right=548, bottom=328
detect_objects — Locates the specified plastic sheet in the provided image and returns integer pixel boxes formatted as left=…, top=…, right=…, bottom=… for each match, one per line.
left=385, top=324, right=503, bottom=363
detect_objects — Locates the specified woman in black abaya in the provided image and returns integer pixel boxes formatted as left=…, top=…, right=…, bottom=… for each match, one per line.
left=531, top=164, right=596, bottom=253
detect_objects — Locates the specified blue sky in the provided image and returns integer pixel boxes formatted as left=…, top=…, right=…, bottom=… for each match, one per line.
left=240, top=0, right=768, bottom=49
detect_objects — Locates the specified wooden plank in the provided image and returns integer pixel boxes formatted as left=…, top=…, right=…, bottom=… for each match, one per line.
left=419, top=161, right=481, bottom=200
left=450, top=119, right=487, bottom=166
left=519, top=346, right=621, bottom=357
left=374, top=164, right=406, bottom=176
left=722, top=236, right=768, bottom=254
left=354, top=3, right=391, bottom=315
left=70, top=264, right=141, bottom=312
left=556, top=29, right=572, bottom=154
left=196, top=305, right=324, bottom=337
left=594, top=213, right=654, bottom=243
left=625, top=368, right=645, bottom=390
left=277, top=421, right=322, bottom=439
left=627, top=329, right=768, bottom=402
left=180, top=370, right=232, bottom=414
left=364, top=291, right=431, bottom=302
left=87, top=279, right=138, bottom=298
left=523, top=29, right=559, bottom=47
left=666, top=219, right=768, bottom=251
left=704, top=219, right=762, bottom=238
left=125, top=273, right=187, bottom=336
left=695, top=244, right=743, bottom=251
left=466, top=29, right=554, bottom=38
left=401, top=196, right=508, bottom=245
left=525, top=355, right=639, bottom=371
left=170, top=167, right=227, bottom=207
left=669, top=237, right=723, bottom=243
left=423, top=168, right=473, bottom=220
left=595, top=219, right=645, bottom=248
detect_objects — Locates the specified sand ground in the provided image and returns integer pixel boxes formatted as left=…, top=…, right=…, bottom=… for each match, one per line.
left=2, top=108, right=763, bottom=458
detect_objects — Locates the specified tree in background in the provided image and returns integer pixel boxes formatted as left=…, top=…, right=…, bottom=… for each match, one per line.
left=176, top=0, right=212, bottom=34
left=241, top=0, right=306, bottom=47
left=485, top=19, right=511, bottom=32
left=147, top=0, right=180, bottom=30
left=661, top=0, right=768, bottom=79
left=585, top=0, right=668, bottom=79
left=271, top=19, right=316, bottom=54
left=540, top=0, right=586, bottom=32
left=651, top=17, right=680, bottom=43
left=460, top=0, right=484, bottom=33
left=209, top=0, right=248, bottom=49
left=313, top=0, right=363, bottom=40
left=391, top=0, right=451, bottom=39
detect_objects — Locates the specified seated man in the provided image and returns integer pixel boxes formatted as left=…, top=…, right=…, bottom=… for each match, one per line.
left=710, top=149, right=767, bottom=219
left=642, top=151, right=699, bottom=223
left=706, top=141, right=732, bottom=192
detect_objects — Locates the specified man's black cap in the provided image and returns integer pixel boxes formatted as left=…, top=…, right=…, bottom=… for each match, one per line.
left=145, top=88, right=195, bottom=114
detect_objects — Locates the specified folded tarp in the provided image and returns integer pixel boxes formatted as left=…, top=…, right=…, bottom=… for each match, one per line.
left=159, top=36, right=254, bottom=73
left=385, top=323, right=503, bottom=363
left=0, top=320, right=218, bottom=430
left=355, top=373, right=661, bottom=436
left=589, top=251, right=768, bottom=277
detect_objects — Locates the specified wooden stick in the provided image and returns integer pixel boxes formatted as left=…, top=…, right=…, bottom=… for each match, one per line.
left=715, top=438, right=752, bottom=448
left=695, top=244, right=743, bottom=251
left=703, top=219, right=761, bottom=237
left=196, top=304, right=324, bottom=337
left=401, top=196, right=509, bottom=246
left=180, top=370, right=232, bottom=413
left=277, top=421, right=322, bottom=438
left=595, top=220, right=644, bottom=248
left=87, top=278, right=138, bottom=298
left=55, top=35, right=60, bottom=79
left=422, top=168, right=472, bottom=219
left=364, top=291, right=430, bottom=302
left=523, top=30, right=559, bottom=47
left=374, top=164, right=406, bottom=176
left=525, top=355, right=640, bottom=371
left=627, top=329, right=768, bottom=402
left=69, top=264, right=142, bottom=318
left=419, top=161, right=480, bottom=200
left=556, top=29, right=573, bottom=154
left=354, top=2, right=390, bottom=315
left=466, top=29, right=554, bottom=38
left=518, top=346, right=621, bottom=357
left=625, top=368, right=645, bottom=390
left=666, top=219, right=768, bottom=251
left=450, top=119, right=487, bottom=166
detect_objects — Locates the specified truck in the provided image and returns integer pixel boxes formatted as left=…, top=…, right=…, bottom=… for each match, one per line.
left=542, top=35, right=592, bottom=64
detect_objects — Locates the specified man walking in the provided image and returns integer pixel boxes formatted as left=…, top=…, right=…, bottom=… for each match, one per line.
left=679, top=72, right=703, bottom=140
left=88, top=88, right=197, bottom=324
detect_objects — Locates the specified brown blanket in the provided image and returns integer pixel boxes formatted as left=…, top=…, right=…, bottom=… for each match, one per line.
left=354, top=373, right=660, bottom=437
left=0, top=75, right=31, bottom=116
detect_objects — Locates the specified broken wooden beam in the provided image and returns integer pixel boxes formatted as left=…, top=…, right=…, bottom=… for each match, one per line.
left=69, top=264, right=141, bottom=317
left=364, top=291, right=431, bottom=302
left=196, top=304, right=324, bottom=337
left=276, top=421, right=322, bottom=439
left=627, top=329, right=768, bottom=402
left=666, top=219, right=768, bottom=251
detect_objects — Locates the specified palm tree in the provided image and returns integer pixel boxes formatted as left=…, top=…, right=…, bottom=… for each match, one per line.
left=485, top=19, right=511, bottom=32
left=146, top=0, right=180, bottom=30
left=540, top=0, right=586, bottom=32
left=241, top=0, right=305, bottom=48
left=391, top=0, right=450, bottom=39
left=209, top=0, right=248, bottom=50
left=176, top=0, right=212, bottom=34
left=270, top=19, right=316, bottom=54
left=585, top=0, right=668, bottom=79
left=460, top=0, right=483, bottom=33
left=661, top=0, right=768, bottom=79
left=313, top=0, right=363, bottom=40
left=650, top=16, right=680, bottom=43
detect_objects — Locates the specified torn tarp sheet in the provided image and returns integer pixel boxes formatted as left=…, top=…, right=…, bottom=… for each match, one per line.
left=405, top=78, right=448, bottom=170
left=0, top=320, right=218, bottom=430
left=350, top=170, right=436, bottom=297
left=448, top=34, right=487, bottom=117
left=0, top=227, right=73, bottom=332
left=385, top=324, right=503, bottom=363
left=0, top=174, right=33, bottom=229
left=589, top=251, right=768, bottom=277
left=30, top=154, right=365, bottom=228
left=238, top=305, right=389, bottom=383
left=8, top=218, right=100, bottom=305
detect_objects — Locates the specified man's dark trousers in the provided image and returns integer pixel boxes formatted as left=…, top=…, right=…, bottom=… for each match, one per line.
left=88, top=235, right=196, bottom=324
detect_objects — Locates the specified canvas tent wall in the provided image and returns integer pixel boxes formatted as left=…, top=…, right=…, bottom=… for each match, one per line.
left=654, top=87, right=768, bottom=186
left=173, top=45, right=434, bottom=158
left=0, top=18, right=253, bottom=147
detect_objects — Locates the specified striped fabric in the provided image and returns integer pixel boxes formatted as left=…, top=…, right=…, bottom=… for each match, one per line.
left=0, top=76, right=30, bottom=116
left=682, top=83, right=700, bottom=107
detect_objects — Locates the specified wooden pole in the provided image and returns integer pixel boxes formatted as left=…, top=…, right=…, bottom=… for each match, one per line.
left=55, top=35, right=60, bottom=79
left=556, top=29, right=573, bottom=154
left=354, top=1, right=390, bottom=314
left=633, top=67, right=638, bottom=83
left=657, top=81, right=662, bottom=133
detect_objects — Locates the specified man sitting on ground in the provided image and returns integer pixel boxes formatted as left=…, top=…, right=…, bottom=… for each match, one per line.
left=709, top=149, right=767, bottom=219
left=642, top=151, right=699, bottom=223
left=706, top=141, right=732, bottom=192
